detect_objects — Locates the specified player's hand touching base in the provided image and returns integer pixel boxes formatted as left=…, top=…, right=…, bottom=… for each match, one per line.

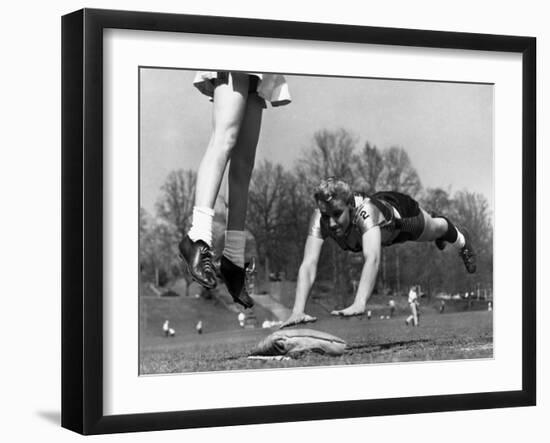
left=331, top=304, right=366, bottom=317
left=280, top=312, right=317, bottom=329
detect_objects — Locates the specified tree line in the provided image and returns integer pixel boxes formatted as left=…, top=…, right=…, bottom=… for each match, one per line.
left=140, top=128, right=493, bottom=304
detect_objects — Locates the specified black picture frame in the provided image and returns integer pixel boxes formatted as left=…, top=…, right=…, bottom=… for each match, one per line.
left=61, top=8, right=536, bottom=435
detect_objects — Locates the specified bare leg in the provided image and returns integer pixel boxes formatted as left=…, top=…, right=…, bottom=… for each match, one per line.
left=226, top=93, right=264, bottom=230
left=194, top=73, right=250, bottom=209
left=180, top=73, right=250, bottom=290
left=416, top=209, right=448, bottom=242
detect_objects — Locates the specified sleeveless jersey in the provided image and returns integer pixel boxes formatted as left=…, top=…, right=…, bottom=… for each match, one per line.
left=308, top=193, right=401, bottom=251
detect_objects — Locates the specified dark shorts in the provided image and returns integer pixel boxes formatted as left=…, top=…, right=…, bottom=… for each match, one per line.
left=372, top=191, right=425, bottom=244
left=214, top=72, right=259, bottom=94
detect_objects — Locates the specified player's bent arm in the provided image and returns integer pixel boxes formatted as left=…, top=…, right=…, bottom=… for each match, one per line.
left=352, top=227, right=382, bottom=309
left=291, top=235, right=324, bottom=315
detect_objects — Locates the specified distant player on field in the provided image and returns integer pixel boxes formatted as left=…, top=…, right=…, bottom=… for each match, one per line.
left=281, top=177, right=476, bottom=328
left=388, top=299, right=396, bottom=318
left=238, top=312, right=246, bottom=328
left=196, top=320, right=203, bottom=335
left=405, top=286, right=420, bottom=326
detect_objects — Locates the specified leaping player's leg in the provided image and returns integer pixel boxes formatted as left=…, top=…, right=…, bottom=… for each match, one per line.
left=417, top=209, right=476, bottom=273
left=226, top=91, right=263, bottom=232
left=179, top=73, right=250, bottom=289
left=221, top=81, right=265, bottom=309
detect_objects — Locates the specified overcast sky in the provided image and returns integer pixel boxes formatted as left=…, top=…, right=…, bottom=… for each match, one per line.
left=140, top=69, right=493, bottom=215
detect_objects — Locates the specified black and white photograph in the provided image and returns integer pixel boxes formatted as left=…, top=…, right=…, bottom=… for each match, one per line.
left=138, top=69, right=494, bottom=374
left=0, top=0, right=535, bottom=439
left=2, top=0, right=547, bottom=440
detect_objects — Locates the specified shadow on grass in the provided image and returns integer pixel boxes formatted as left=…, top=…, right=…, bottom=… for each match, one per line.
left=347, top=338, right=431, bottom=352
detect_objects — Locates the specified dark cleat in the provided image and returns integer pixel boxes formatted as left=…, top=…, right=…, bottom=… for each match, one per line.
left=435, top=238, right=446, bottom=251
left=219, top=256, right=254, bottom=309
left=458, top=229, right=477, bottom=274
left=178, top=235, right=217, bottom=289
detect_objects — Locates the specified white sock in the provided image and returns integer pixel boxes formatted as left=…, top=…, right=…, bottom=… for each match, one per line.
left=187, top=206, right=215, bottom=246
left=451, top=229, right=466, bottom=250
left=223, top=230, right=246, bottom=268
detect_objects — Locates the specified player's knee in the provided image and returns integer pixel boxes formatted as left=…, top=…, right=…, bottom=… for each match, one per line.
left=428, top=213, right=450, bottom=236
left=212, top=127, right=240, bottom=158
left=433, top=219, right=449, bottom=237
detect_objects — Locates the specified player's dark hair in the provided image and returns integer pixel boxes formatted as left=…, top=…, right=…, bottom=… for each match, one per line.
left=314, top=177, right=353, bottom=204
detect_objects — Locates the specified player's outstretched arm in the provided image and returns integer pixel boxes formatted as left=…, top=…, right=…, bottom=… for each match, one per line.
left=331, top=226, right=381, bottom=317
left=280, top=235, right=323, bottom=329
left=280, top=312, right=317, bottom=329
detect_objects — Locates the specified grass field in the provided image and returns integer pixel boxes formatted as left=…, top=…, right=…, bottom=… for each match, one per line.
left=140, top=289, right=493, bottom=374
